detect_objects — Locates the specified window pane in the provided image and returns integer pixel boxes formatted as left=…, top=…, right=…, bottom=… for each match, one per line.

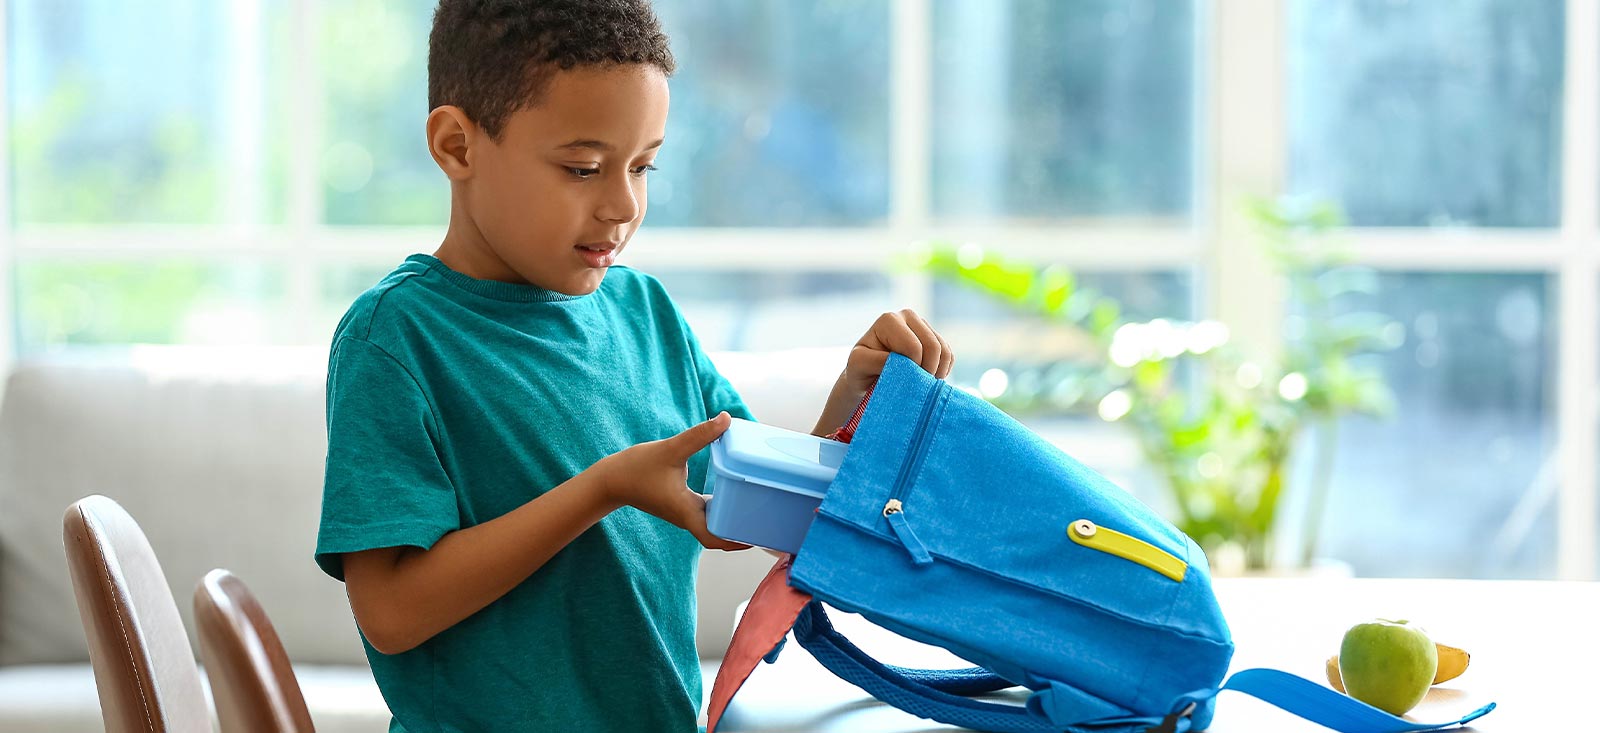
left=17, top=260, right=289, bottom=353
left=651, top=0, right=890, bottom=226
left=931, top=270, right=1193, bottom=410
left=8, top=0, right=286, bottom=225
left=652, top=270, right=893, bottom=351
left=321, top=1, right=446, bottom=226
left=1308, top=273, right=1555, bottom=577
left=1288, top=0, right=1563, bottom=227
left=931, top=0, right=1195, bottom=222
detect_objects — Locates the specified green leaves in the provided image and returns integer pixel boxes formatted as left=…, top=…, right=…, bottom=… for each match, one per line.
left=908, top=198, right=1397, bottom=569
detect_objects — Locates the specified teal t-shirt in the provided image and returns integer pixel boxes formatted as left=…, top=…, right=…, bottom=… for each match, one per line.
left=315, top=254, right=753, bottom=732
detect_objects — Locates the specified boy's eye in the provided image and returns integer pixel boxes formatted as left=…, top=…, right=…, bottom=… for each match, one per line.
left=564, top=164, right=657, bottom=179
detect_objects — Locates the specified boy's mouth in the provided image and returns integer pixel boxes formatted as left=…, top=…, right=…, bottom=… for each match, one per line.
left=575, top=242, right=620, bottom=268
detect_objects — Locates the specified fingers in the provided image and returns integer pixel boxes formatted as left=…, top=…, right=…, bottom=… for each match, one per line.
left=859, top=311, right=923, bottom=365
left=935, top=330, right=955, bottom=380
left=670, top=411, right=731, bottom=459
left=700, top=534, right=753, bottom=552
left=680, top=491, right=751, bottom=551
left=901, top=310, right=943, bottom=376
left=858, top=310, right=948, bottom=378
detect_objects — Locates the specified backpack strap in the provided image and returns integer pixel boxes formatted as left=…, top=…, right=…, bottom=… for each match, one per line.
left=883, top=664, right=1016, bottom=696
left=1150, top=668, right=1495, bottom=733
left=792, top=602, right=1170, bottom=733
left=705, top=557, right=815, bottom=733
left=793, top=603, right=1495, bottom=733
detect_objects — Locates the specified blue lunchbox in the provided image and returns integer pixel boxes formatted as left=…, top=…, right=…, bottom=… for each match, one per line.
left=704, top=418, right=848, bottom=553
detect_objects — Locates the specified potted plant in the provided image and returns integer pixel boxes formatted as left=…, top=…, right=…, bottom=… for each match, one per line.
left=907, top=199, right=1398, bottom=572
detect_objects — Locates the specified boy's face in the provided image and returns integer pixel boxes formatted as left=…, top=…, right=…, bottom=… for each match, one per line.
left=454, top=65, right=669, bottom=295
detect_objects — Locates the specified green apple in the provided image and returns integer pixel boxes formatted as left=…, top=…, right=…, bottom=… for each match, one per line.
left=1339, top=618, right=1438, bottom=716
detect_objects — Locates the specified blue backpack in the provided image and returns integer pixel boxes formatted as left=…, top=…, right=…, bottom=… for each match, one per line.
left=711, top=353, right=1495, bottom=733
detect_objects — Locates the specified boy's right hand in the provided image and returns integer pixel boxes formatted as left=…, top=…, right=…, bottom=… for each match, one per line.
left=596, top=411, right=751, bottom=552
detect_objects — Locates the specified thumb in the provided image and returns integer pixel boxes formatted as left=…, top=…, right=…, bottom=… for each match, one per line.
left=844, top=346, right=890, bottom=389
left=671, top=411, right=731, bottom=458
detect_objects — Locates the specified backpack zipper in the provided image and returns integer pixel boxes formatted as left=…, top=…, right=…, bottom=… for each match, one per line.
left=1068, top=519, right=1187, bottom=582
left=879, top=381, right=949, bottom=566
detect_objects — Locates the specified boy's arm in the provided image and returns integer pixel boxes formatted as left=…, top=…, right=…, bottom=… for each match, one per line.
left=343, top=413, right=745, bottom=656
left=343, top=463, right=616, bottom=655
left=811, top=371, right=863, bottom=437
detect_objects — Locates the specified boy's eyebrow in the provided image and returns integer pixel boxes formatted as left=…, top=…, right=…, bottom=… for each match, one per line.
left=556, top=138, right=666, bottom=152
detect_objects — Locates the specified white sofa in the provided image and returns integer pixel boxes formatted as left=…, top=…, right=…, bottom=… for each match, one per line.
left=0, top=345, right=844, bottom=732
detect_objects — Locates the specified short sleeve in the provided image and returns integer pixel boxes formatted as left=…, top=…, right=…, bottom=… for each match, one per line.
left=315, top=336, right=460, bottom=581
left=683, top=318, right=756, bottom=424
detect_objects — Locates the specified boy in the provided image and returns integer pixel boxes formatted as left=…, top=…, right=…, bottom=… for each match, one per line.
left=315, top=1, right=954, bottom=731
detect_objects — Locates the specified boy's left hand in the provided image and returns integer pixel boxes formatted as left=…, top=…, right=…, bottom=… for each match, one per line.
left=843, top=308, right=954, bottom=389
left=812, top=309, right=953, bottom=436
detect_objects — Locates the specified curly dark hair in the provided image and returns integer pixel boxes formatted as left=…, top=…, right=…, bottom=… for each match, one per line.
left=428, top=0, right=675, bottom=141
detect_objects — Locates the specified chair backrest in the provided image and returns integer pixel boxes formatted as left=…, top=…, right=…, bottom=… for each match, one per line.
left=194, top=568, right=315, bottom=733
left=62, top=494, right=212, bottom=733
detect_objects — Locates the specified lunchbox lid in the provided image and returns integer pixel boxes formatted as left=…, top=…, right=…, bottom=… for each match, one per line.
left=710, top=418, right=847, bottom=497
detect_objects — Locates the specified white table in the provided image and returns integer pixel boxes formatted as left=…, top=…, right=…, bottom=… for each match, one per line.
left=717, top=577, right=1597, bottom=731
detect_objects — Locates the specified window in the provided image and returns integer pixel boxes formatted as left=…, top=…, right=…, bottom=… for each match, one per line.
left=1310, top=274, right=1556, bottom=577
left=931, top=0, right=1196, bottom=222
left=1284, top=0, right=1569, bottom=578
left=9, top=0, right=291, bottom=225
left=17, top=261, right=290, bottom=352
left=5, top=0, right=1597, bottom=580
left=320, top=1, right=444, bottom=226
left=652, top=0, right=891, bottom=226
left=1288, top=0, right=1564, bottom=227
left=931, top=270, right=1195, bottom=395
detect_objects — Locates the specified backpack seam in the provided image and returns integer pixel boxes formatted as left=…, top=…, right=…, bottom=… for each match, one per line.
left=1127, top=542, right=1193, bottom=714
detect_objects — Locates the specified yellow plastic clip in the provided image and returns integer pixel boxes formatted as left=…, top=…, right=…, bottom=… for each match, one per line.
left=1068, top=519, right=1187, bottom=582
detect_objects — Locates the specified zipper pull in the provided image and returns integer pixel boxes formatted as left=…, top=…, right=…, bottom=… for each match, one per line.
left=883, top=500, right=934, bottom=566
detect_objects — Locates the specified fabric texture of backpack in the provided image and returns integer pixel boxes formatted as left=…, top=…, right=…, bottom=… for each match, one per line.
left=706, top=353, right=1495, bottom=733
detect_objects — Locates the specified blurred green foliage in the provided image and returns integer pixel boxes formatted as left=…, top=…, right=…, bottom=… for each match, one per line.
left=14, top=262, right=290, bottom=351
left=907, top=199, right=1399, bottom=570
left=18, top=262, right=212, bottom=348
left=11, top=73, right=219, bottom=224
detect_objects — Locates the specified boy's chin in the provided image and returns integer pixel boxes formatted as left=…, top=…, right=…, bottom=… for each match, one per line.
left=550, top=269, right=607, bottom=296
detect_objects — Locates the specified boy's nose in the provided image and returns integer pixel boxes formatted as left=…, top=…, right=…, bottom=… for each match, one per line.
left=595, top=177, right=641, bottom=223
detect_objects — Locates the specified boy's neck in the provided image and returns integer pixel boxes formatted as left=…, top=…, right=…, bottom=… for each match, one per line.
left=433, top=202, right=525, bottom=285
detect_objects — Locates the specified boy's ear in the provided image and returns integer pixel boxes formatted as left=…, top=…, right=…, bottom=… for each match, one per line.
left=426, top=106, right=477, bottom=181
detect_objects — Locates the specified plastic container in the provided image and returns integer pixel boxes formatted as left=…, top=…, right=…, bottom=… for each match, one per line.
left=704, top=418, right=849, bottom=553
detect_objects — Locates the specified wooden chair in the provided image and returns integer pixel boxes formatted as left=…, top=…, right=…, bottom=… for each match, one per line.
left=193, top=568, right=316, bottom=733
left=62, top=494, right=211, bottom=732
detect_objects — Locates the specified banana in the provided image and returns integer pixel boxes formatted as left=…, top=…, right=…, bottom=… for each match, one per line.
left=1325, top=641, right=1470, bottom=692
left=1432, top=642, right=1470, bottom=685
